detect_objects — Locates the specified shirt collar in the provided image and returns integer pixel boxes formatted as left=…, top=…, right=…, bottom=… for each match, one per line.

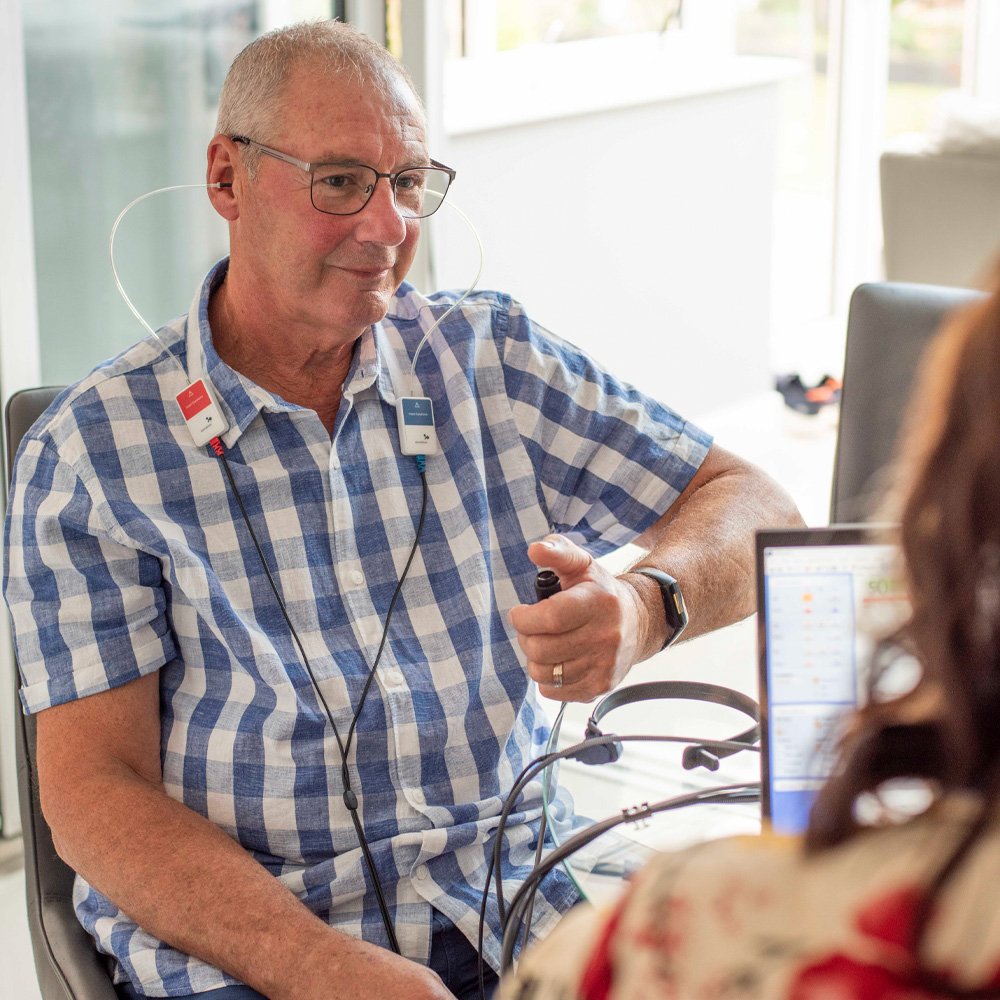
left=183, top=258, right=404, bottom=447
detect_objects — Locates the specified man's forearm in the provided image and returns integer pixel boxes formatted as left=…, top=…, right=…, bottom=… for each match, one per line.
left=47, top=759, right=351, bottom=999
left=627, top=453, right=804, bottom=657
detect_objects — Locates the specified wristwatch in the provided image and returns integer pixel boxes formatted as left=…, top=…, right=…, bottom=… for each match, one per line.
left=630, top=567, right=688, bottom=650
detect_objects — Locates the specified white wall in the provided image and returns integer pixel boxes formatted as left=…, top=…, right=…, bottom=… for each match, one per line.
left=427, top=54, right=785, bottom=419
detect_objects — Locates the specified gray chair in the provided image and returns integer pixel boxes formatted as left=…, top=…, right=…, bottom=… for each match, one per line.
left=4, top=386, right=118, bottom=999
left=830, top=282, right=986, bottom=523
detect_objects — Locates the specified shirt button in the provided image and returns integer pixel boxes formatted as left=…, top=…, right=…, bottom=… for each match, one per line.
left=411, top=789, right=426, bottom=806
left=350, top=570, right=364, bottom=587
left=330, top=458, right=341, bottom=471
left=384, top=668, right=403, bottom=688
left=415, top=865, right=429, bottom=882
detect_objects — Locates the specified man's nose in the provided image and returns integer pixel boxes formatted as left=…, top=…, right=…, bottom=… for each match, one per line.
left=355, top=176, right=408, bottom=245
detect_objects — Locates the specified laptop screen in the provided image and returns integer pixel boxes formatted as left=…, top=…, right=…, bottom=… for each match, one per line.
left=756, top=526, right=909, bottom=835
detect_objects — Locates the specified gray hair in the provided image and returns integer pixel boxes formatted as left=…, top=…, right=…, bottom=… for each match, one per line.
left=215, top=20, right=423, bottom=177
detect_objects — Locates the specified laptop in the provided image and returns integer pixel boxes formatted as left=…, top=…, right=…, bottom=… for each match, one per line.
left=756, top=524, right=911, bottom=835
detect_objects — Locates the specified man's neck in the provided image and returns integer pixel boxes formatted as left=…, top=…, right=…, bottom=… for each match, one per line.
left=207, top=274, right=358, bottom=436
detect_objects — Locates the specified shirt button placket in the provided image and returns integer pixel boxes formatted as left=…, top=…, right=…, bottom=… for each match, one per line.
left=328, top=423, right=369, bottom=644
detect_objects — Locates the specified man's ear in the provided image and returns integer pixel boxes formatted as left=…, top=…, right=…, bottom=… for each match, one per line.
left=206, top=135, right=240, bottom=221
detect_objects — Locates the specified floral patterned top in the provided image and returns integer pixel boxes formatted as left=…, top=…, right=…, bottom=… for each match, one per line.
left=499, top=796, right=1000, bottom=999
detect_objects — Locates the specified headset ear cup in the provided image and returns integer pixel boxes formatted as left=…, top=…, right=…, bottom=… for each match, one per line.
left=573, top=732, right=623, bottom=766
left=682, top=745, right=721, bottom=772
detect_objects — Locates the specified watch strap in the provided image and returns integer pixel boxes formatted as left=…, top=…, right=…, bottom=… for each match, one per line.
left=630, top=566, right=688, bottom=650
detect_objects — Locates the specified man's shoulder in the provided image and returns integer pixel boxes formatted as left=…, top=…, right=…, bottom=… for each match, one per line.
left=20, top=319, right=186, bottom=456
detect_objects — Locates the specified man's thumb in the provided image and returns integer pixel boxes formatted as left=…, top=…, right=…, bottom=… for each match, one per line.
left=530, top=534, right=592, bottom=576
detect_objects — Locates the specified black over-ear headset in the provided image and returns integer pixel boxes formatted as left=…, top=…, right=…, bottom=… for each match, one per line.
left=574, top=680, right=760, bottom=770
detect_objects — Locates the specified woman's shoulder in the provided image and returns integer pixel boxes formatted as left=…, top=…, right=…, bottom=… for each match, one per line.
left=612, top=799, right=1000, bottom=998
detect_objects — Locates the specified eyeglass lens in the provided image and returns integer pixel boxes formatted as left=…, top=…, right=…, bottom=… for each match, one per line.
left=310, top=165, right=451, bottom=218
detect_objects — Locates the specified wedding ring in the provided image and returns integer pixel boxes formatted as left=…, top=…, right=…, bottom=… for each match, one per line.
left=552, top=662, right=564, bottom=688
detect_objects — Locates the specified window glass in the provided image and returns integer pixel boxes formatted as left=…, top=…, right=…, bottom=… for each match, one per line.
left=886, top=0, right=965, bottom=139
left=495, top=0, right=681, bottom=49
left=22, top=1, right=331, bottom=386
left=735, top=0, right=837, bottom=374
left=447, top=0, right=684, bottom=57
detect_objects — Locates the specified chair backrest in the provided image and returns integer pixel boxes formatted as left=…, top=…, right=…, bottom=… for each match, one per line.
left=830, top=282, right=985, bottom=524
left=4, top=387, right=118, bottom=999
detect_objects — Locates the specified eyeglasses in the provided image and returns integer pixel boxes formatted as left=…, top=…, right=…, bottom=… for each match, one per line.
left=231, top=135, right=455, bottom=219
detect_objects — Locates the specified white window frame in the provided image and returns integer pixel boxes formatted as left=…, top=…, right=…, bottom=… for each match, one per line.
left=0, top=0, right=42, bottom=839
left=828, top=0, right=891, bottom=310
left=345, top=0, right=387, bottom=44
left=964, top=0, right=1000, bottom=100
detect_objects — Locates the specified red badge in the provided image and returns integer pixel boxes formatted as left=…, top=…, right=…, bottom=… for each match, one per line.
left=176, top=379, right=212, bottom=421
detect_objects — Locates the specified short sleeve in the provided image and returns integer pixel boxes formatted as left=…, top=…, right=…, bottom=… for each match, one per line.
left=3, top=435, right=176, bottom=713
left=500, top=303, right=713, bottom=554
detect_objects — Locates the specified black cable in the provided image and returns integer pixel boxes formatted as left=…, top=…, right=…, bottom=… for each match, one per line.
left=337, top=474, right=428, bottom=954
left=214, top=443, right=332, bottom=737
left=491, top=732, right=759, bottom=926
left=477, top=841, right=498, bottom=1000
left=479, top=739, right=577, bottom=1000
left=499, top=783, right=761, bottom=974
left=478, top=732, right=761, bottom=998
left=212, top=438, right=429, bottom=955
left=477, top=803, right=549, bottom=1000
left=520, top=807, right=548, bottom=953
left=342, top=473, right=428, bottom=768
left=504, top=783, right=760, bottom=954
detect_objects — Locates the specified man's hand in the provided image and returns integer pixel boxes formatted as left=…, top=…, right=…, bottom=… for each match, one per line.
left=507, top=534, right=650, bottom=701
left=277, top=937, right=456, bottom=1000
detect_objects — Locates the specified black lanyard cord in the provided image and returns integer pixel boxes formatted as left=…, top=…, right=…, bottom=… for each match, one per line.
left=211, top=436, right=429, bottom=955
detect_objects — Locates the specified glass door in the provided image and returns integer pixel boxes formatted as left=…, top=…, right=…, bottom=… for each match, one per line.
left=22, top=0, right=333, bottom=386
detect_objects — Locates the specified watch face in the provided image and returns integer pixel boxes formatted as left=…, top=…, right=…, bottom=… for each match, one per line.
left=633, top=568, right=687, bottom=646
left=667, top=585, right=688, bottom=629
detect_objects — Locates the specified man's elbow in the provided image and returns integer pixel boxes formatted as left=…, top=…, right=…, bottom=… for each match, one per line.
left=714, top=453, right=806, bottom=532
left=753, top=466, right=806, bottom=530
left=38, top=751, right=151, bottom=874
left=48, top=825, right=73, bottom=867
left=38, top=764, right=99, bottom=870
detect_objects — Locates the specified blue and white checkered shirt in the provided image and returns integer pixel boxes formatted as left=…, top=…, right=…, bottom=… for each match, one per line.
left=4, top=259, right=712, bottom=996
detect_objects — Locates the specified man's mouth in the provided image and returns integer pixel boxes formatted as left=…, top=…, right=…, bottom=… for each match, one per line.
left=326, top=255, right=394, bottom=279
left=341, top=266, right=391, bottom=279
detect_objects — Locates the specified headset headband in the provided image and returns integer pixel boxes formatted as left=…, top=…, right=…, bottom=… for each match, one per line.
left=569, top=680, right=759, bottom=770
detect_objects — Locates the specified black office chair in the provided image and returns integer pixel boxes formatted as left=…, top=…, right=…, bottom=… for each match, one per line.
left=4, top=386, right=118, bottom=999
left=830, top=282, right=986, bottom=524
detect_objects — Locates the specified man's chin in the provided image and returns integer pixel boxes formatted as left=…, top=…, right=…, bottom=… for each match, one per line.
left=335, top=289, right=395, bottom=333
left=317, top=270, right=401, bottom=329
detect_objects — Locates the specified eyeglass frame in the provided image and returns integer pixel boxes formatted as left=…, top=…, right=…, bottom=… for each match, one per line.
left=230, top=135, right=456, bottom=219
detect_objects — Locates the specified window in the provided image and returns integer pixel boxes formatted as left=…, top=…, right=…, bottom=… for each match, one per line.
left=494, top=0, right=682, bottom=49
left=448, top=0, right=685, bottom=58
left=735, top=0, right=838, bottom=374
left=21, top=0, right=331, bottom=386
left=887, top=0, right=965, bottom=139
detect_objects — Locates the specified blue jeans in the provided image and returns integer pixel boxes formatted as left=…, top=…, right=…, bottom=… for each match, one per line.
left=115, top=910, right=499, bottom=1000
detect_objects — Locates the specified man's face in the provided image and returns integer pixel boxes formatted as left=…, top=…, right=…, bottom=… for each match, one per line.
left=231, top=63, right=427, bottom=347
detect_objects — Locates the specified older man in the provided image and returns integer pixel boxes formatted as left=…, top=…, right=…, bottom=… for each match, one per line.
left=4, top=19, right=801, bottom=1000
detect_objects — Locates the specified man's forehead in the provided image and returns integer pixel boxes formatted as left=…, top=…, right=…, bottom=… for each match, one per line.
left=278, top=62, right=426, bottom=153
left=309, top=117, right=427, bottom=163
left=282, top=59, right=423, bottom=118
